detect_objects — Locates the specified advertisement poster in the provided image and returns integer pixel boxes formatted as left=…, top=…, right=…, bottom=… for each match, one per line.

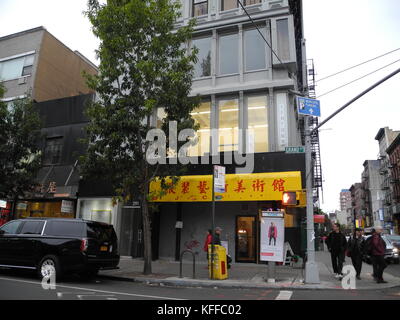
left=260, top=213, right=285, bottom=262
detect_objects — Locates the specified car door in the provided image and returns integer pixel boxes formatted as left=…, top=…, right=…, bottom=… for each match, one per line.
left=18, top=220, right=45, bottom=267
left=0, top=220, right=23, bottom=266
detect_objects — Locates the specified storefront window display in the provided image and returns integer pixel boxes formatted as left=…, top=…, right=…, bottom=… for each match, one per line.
left=77, top=199, right=116, bottom=225
left=16, top=200, right=75, bottom=219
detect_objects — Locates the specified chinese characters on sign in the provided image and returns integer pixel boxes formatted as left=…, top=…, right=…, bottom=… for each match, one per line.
left=35, top=182, right=57, bottom=195
left=150, top=172, right=301, bottom=202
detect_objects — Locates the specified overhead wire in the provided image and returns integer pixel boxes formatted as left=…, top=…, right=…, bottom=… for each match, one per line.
left=315, top=48, right=400, bottom=83
left=316, top=57, right=400, bottom=99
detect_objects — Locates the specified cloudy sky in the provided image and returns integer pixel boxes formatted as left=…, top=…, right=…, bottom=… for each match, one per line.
left=1, top=0, right=399, bottom=213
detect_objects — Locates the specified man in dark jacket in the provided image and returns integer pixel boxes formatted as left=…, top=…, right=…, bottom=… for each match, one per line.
left=347, top=228, right=365, bottom=280
left=369, top=226, right=387, bottom=283
left=326, top=223, right=347, bottom=279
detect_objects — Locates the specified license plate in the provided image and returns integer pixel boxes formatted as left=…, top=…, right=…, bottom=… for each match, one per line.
left=100, top=246, right=108, bottom=252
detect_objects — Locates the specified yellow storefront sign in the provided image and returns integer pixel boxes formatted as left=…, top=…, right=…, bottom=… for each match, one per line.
left=149, top=171, right=302, bottom=202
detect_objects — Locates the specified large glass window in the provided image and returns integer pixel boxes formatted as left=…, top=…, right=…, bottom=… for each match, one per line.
left=246, top=95, right=268, bottom=153
left=193, top=0, right=208, bottom=17
left=43, top=137, right=63, bottom=165
left=192, top=37, right=212, bottom=78
left=219, top=98, right=239, bottom=152
left=219, top=33, right=239, bottom=75
left=276, top=19, right=290, bottom=61
left=244, top=0, right=261, bottom=5
left=188, top=101, right=211, bottom=156
left=0, top=54, right=34, bottom=81
left=244, top=28, right=266, bottom=71
left=221, top=0, right=238, bottom=11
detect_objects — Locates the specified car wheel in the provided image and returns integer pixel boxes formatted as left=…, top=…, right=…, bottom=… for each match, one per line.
left=38, top=255, right=62, bottom=281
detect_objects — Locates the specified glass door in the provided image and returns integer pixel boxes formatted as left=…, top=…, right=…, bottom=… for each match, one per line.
left=236, top=216, right=256, bottom=262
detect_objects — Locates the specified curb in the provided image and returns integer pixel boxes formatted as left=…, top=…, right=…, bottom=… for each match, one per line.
left=98, top=274, right=400, bottom=291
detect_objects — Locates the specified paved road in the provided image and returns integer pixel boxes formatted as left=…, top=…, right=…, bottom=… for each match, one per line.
left=0, top=269, right=400, bottom=302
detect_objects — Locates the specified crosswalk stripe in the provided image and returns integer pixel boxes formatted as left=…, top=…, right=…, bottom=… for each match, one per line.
left=275, top=290, right=293, bottom=300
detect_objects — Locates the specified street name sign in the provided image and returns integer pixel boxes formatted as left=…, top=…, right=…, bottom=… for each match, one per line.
left=297, top=96, right=321, bottom=117
left=285, top=146, right=305, bottom=153
left=214, top=165, right=225, bottom=193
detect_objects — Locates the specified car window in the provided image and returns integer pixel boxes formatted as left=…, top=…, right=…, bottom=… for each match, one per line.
left=44, top=221, right=84, bottom=237
left=20, top=221, right=45, bottom=235
left=0, top=220, right=22, bottom=234
left=86, top=223, right=117, bottom=243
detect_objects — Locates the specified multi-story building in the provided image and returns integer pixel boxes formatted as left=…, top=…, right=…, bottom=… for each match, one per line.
left=339, top=189, right=351, bottom=212
left=0, top=26, right=97, bottom=104
left=361, top=160, right=384, bottom=228
left=386, top=134, right=400, bottom=234
left=145, top=0, right=314, bottom=262
left=375, top=127, right=400, bottom=232
left=350, top=183, right=363, bottom=228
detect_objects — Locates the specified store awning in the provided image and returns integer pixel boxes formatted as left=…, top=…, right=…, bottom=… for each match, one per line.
left=149, top=171, right=302, bottom=202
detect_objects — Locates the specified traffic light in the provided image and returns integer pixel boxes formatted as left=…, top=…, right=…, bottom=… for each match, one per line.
left=282, top=191, right=297, bottom=205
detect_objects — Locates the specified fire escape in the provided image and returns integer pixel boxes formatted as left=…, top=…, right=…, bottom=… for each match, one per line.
left=307, top=59, right=323, bottom=205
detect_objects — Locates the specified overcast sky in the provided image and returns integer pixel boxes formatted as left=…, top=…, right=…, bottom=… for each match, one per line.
left=1, top=0, right=399, bottom=214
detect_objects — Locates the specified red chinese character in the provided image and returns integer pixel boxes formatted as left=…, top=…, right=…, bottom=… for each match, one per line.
left=181, top=182, right=190, bottom=194
left=197, top=181, right=209, bottom=194
left=272, top=179, right=286, bottom=192
left=234, top=180, right=246, bottom=193
left=252, top=179, right=265, bottom=192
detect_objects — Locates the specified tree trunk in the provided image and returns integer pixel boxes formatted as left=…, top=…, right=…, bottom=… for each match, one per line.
left=141, top=190, right=152, bottom=275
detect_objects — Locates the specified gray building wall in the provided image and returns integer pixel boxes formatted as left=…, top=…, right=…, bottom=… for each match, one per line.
left=0, top=27, right=44, bottom=100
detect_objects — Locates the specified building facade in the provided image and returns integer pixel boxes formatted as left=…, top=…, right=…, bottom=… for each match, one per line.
left=350, top=183, right=363, bottom=228
left=0, top=27, right=97, bottom=103
left=361, top=160, right=383, bottom=228
left=375, top=127, right=400, bottom=233
left=386, top=134, right=400, bottom=234
left=146, top=0, right=313, bottom=263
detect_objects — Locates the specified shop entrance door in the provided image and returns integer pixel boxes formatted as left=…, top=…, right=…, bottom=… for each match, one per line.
left=119, top=207, right=143, bottom=258
left=235, top=216, right=257, bottom=263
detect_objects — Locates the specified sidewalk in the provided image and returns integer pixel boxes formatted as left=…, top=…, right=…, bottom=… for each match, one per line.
left=99, top=251, right=400, bottom=290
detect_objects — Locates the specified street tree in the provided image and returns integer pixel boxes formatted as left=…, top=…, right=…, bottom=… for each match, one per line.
left=0, top=84, right=42, bottom=214
left=82, top=0, right=199, bottom=274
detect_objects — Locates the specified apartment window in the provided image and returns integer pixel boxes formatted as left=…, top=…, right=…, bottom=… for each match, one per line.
left=219, top=33, right=239, bottom=75
left=219, top=98, right=239, bottom=152
left=276, top=19, right=290, bottom=61
left=188, top=101, right=211, bottom=156
left=0, top=54, right=34, bottom=81
left=43, top=137, right=63, bottom=165
left=221, top=0, right=238, bottom=11
left=246, top=95, right=268, bottom=153
left=244, top=28, right=266, bottom=71
left=193, top=0, right=208, bottom=17
left=192, top=37, right=212, bottom=78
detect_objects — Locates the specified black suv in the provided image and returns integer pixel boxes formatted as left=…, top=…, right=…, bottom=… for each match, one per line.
left=0, top=218, right=120, bottom=279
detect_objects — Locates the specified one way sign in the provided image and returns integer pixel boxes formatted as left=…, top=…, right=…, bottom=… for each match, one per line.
left=297, top=96, right=321, bottom=117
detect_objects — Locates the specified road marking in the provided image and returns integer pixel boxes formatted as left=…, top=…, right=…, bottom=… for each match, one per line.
left=0, top=276, right=185, bottom=300
left=275, top=290, right=293, bottom=300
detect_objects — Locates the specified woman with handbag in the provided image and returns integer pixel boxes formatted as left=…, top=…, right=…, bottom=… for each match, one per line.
left=347, top=228, right=365, bottom=280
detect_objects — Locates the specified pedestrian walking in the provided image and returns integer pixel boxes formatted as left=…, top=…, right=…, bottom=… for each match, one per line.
left=347, top=228, right=365, bottom=280
left=366, top=226, right=387, bottom=283
left=326, top=223, right=347, bottom=279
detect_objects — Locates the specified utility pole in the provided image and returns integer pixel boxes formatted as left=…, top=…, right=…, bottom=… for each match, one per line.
left=304, top=66, right=400, bottom=284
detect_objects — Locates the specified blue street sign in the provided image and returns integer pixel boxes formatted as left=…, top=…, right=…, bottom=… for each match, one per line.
left=297, top=96, right=321, bottom=117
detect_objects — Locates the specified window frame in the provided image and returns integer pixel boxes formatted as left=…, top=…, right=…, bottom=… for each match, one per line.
left=192, top=0, right=208, bottom=17
left=243, top=27, right=267, bottom=72
left=0, top=53, right=35, bottom=82
left=0, top=220, right=23, bottom=235
left=192, top=36, right=212, bottom=79
left=245, top=94, right=269, bottom=153
left=218, top=32, right=240, bottom=76
left=43, top=136, right=64, bottom=166
left=217, top=96, right=240, bottom=153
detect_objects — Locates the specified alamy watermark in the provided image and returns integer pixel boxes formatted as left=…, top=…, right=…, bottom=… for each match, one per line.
left=341, top=265, right=356, bottom=290
left=146, top=121, right=255, bottom=173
